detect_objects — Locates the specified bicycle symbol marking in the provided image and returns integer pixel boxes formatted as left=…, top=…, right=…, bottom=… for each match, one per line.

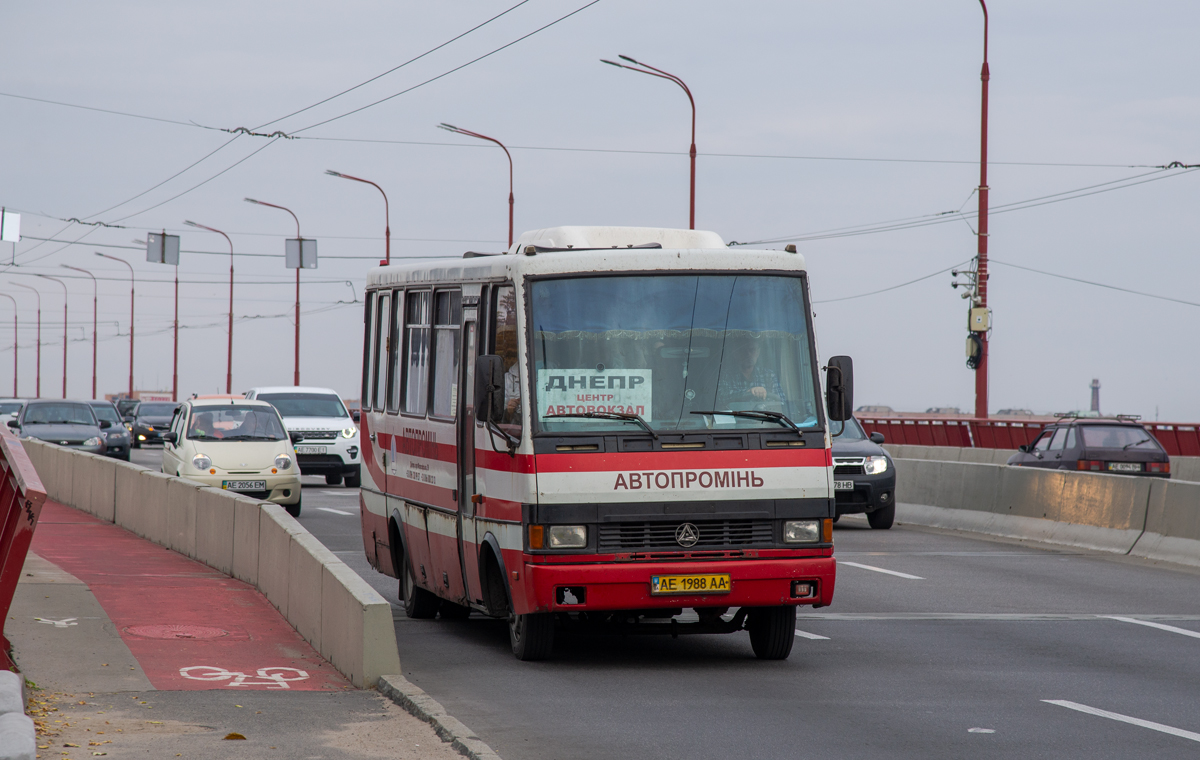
left=178, top=666, right=310, bottom=689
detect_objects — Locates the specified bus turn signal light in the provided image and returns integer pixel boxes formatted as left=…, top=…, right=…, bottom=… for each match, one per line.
left=529, top=525, right=545, bottom=550
left=823, top=518, right=833, bottom=544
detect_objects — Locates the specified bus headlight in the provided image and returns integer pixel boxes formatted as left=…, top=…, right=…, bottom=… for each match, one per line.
left=784, top=519, right=821, bottom=543
left=275, top=454, right=293, bottom=471
left=547, top=525, right=587, bottom=549
left=192, top=454, right=211, bottom=471
left=865, top=456, right=889, bottom=475
left=342, top=427, right=358, bottom=439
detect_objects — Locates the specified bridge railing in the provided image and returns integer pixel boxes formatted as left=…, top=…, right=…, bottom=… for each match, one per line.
left=0, top=430, right=48, bottom=670
left=858, top=416, right=1200, bottom=458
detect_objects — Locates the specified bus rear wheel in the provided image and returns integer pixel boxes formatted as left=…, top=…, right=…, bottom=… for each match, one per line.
left=509, top=611, right=554, bottom=661
left=402, top=560, right=439, bottom=620
left=747, top=605, right=796, bottom=660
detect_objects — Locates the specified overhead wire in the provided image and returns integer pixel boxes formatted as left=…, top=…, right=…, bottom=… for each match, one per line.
left=812, top=261, right=971, bottom=305
left=990, top=260, right=1200, bottom=309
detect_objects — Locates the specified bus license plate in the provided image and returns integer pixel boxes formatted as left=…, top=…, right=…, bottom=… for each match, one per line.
left=223, top=480, right=266, bottom=491
left=650, top=574, right=731, bottom=595
left=1108, top=462, right=1140, bottom=472
left=834, top=480, right=855, bottom=491
left=296, top=446, right=327, bottom=455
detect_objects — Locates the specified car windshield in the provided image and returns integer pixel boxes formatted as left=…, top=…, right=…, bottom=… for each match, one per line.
left=186, top=406, right=287, bottom=441
left=23, top=403, right=96, bottom=426
left=0, top=402, right=22, bottom=415
left=530, top=274, right=820, bottom=433
left=89, top=404, right=121, bottom=424
left=835, top=417, right=868, bottom=441
left=138, top=403, right=178, bottom=417
left=257, top=393, right=348, bottom=418
left=1080, top=425, right=1160, bottom=450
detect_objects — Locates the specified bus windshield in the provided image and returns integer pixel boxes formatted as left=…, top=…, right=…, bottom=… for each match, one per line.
left=530, top=274, right=820, bottom=433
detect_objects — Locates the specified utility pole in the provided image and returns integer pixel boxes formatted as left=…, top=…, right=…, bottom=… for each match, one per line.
left=973, top=0, right=991, bottom=420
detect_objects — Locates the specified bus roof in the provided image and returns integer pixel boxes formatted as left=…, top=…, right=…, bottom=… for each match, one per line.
left=365, top=226, right=806, bottom=290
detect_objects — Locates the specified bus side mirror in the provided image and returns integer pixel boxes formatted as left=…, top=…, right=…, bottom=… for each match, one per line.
left=475, top=355, right=505, bottom=425
left=826, top=355, right=854, bottom=422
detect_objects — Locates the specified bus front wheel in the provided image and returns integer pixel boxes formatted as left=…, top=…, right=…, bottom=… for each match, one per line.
left=402, top=559, right=439, bottom=620
left=509, top=611, right=554, bottom=661
left=747, top=605, right=796, bottom=660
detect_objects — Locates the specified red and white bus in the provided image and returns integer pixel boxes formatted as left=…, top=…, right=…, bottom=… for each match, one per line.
left=358, top=226, right=851, bottom=660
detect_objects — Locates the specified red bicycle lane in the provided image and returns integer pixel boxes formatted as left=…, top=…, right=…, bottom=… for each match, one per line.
left=30, top=500, right=349, bottom=692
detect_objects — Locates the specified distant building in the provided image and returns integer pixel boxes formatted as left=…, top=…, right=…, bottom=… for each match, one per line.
left=1090, top=379, right=1101, bottom=414
left=855, top=405, right=894, bottom=413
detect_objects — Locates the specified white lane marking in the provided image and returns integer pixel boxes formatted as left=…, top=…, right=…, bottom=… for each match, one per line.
left=968, top=728, right=995, bottom=734
left=1043, top=700, right=1200, bottom=743
left=1100, top=616, right=1200, bottom=639
left=180, top=666, right=309, bottom=689
left=317, top=507, right=352, bottom=516
left=793, top=629, right=830, bottom=640
left=316, top=489, right=356, bottom=496
left=839, top=561, right=924, bottom=580
left=797, top=613, right=1200, bottom=621
left=34, top=617, right=77, bottom=628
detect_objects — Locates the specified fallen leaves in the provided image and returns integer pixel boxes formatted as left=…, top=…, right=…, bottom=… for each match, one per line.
left=224, top=732, right=247, bottom=740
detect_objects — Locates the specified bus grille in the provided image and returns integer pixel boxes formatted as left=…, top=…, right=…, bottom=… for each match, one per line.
left=597, top=520, right=773, bottom=550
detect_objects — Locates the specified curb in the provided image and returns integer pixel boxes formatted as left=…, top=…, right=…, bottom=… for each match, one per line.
left=0, top=671, right=35, bottom=760
left=377, top=674, right=502, bottom=760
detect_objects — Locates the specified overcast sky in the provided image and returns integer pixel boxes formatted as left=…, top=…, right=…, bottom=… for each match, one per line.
left=2, top=1, right=1197, bottom=419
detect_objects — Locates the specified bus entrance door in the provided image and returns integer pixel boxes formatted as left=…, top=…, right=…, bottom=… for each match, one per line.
left=457, top=316, right=485, bottom=604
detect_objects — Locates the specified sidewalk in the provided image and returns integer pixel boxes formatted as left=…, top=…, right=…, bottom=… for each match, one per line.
left=6, top=501, right=460, bottom=759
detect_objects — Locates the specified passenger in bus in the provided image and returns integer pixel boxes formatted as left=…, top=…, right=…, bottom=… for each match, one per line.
left=717, top=339, right=784, bottom=409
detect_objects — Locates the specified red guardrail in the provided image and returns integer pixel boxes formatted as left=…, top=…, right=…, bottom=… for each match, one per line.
left=858, top=416, right=1200, bottom=458
left=0, top=431, right=47, bottom=670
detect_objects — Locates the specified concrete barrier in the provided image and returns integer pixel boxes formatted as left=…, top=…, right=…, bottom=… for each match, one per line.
left=322, top=561, right=402, bottom=688
left=88, top=454, right=117, bottom=522
left=68, top=451, right=96, bottom=515
left=112, top=459, right=147, bottom=536
left=1131, top=479, right=1200, bottom=568
left=232, top=495, right=261, bottom=586
left=1174, top=457, right=1200, bottom=482
left=289, top=531, right=339, bottom=654
left=165, top=478, right=204, bottom=558
left=195, top=487, right=236, bottom=575
left=258, top=503, right=303, bottom=618
left=137, top=470, right=173, bottom=546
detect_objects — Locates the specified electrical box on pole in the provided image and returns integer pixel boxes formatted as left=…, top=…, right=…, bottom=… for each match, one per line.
left=285, top=238, right=317, bottom=269
left=146, top=232, right=180, bottom=265
left=0, top=210, right=20, bottom=242
left=968, top=307, right=989, bottom=332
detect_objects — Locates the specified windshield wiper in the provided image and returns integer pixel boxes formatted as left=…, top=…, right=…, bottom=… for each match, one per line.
left=690, top=410, right=802, bottom=434
left=545, top=411, right=659, bottom=439
left=1122, top=437, right=1154, bottom=450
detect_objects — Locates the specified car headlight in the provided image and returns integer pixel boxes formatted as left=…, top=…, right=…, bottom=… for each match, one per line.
left=275, top=454, right=293, bottom=471
left=124, top=423, right=133, bottom=431
left=83, top=436, right=103, bottom=447
left=342, top=427, right=358, bottom=439
left=784, top=519, right=821, bottom=543
left=192, top=454, right=212, bottom=471
left=864, top=455, right=889, bottom=475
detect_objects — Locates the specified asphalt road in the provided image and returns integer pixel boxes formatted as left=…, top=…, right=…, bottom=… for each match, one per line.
left=130, top=447, right=1200, bottom=759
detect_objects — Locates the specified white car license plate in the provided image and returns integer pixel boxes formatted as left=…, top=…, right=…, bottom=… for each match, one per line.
left=296, top=446, right=327, bottom=455
left=1108, top=462, right=1140, bottom=472
left=223, top=480, right=266, bottom=491
left=834, top=480, right=855, bottom=491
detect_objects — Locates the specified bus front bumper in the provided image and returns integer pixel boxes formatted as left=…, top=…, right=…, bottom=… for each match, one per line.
left=522, top=557, right=836, bottom=614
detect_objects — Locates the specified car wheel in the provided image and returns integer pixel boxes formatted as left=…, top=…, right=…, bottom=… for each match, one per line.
left=325, top=473, right=343, bottom=486
left=344, top=469, right=362, bottom=488
left=132, top=440, right=141, bottom=449
left=509, top=611, right=555, bottom=661
left=867, top=503, right=895, bottom=530
left=747, top=605, right=797, bottom=660
left=285, top=493, right=302, bottom=518
left=402, top=559, right=440, bottom=620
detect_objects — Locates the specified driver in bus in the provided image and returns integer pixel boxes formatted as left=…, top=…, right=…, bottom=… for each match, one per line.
left=717, top=338, right=785, bottom=408
left=504, top=361, right=522, bottom=424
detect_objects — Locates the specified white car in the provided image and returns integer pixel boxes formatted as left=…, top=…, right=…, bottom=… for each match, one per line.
left=160, top=397, right=303, bottom=516
left=0, top=399, right=26, bottom=427
left=243, top=386, right=361, bottom=487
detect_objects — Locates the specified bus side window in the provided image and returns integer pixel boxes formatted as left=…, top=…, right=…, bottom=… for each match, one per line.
left=403, top=291, right=432, bottom=415
left=361, top=292, right=375, bottom=408
left=372, top=292, right=390, bottom=410
left=430, top=290, right=461, bottom=418
left=387, top=290, right=404, bottom=413
left=492, top=285, right=522, bottom=432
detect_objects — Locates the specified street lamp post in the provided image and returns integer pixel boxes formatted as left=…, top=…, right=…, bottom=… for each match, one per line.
left=61, top=265, right=97, bottom=399
left=184, top=221, right=235, bottom=394
left=974, top=0, right=990, bottom=420
left=602, top=55, right=697, bottom=229
left=437, top=124, right=515, bottom=248
left=35, top=275, right=68, bottom=398
left=12, top=283, right=39, bottom=398
left=325, top=170, right=390, bottom=265
left=245, top=198, right=303, bottom=385
left=94, top=252, right=135, bottom=397
left=0, top=293, right=16, bottom=397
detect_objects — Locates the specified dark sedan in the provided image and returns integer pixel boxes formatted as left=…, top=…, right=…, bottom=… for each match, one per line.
left=8, top=400, right=109, bottom=454
left=832, top=417, right=897, bottom=529
left=1007, top=416, right=1170, bottom=477
left=89, top=400, right=131, bottom=460
left=126, top=401, right=179, bottom=448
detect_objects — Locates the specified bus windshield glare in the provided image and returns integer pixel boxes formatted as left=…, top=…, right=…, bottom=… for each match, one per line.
left=530, top=274, right=820, bottom=433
